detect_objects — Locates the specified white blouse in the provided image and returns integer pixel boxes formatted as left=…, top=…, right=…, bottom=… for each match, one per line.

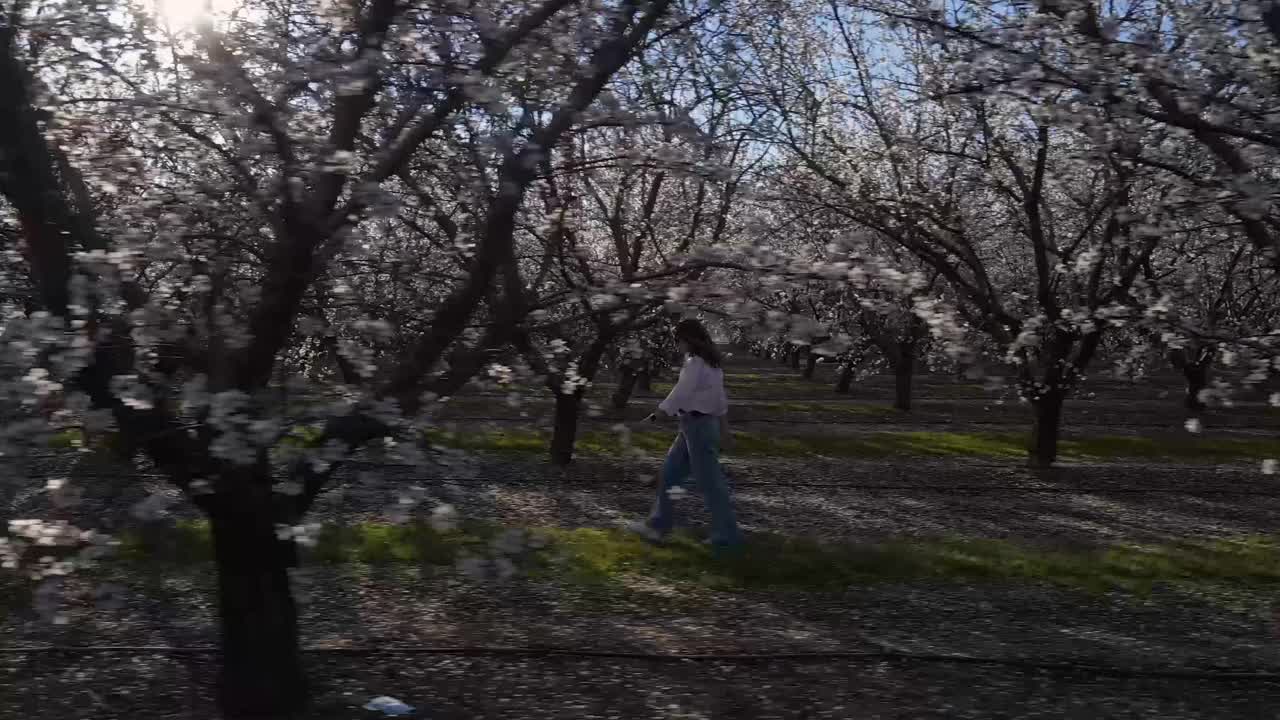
left=658, top=355, right=728, bottom=417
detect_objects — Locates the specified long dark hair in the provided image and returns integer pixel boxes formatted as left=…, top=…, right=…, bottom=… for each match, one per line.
left=674, top=318, right=722, bottom=368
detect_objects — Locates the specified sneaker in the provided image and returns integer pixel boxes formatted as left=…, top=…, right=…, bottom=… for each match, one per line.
left=626, top=521, right=666, bottom=544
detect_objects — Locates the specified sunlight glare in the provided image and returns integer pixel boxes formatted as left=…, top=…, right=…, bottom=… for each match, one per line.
left=155, top=0, right=213, bottom=28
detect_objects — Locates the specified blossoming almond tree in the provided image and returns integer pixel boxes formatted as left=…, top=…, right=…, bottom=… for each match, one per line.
left=1137, top=230, right=1280, bottom=418
left=872, top=0, right=1280, bottom=273
left=737, top=1, right=1203, bottom=466
left=865, top=0, right=1280, bottom=463
left=500, top=29, right=764, bottom=464
left=0, top=0, right=690, bottom=715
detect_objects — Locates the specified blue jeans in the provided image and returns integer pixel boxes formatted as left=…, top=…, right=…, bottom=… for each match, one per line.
left=648, top=414, right=742, bottom=546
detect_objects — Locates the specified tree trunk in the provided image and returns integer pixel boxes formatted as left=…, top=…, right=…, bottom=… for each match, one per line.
left=790, top=346, right=801, bottom=369
left=835, top=363, right=853, bottom=393
left=550, top=392, right=582, bottom=466
left=612, top=365, right=638, bottom=409
left=1183, top=359, right=1210, bottom=417
left=892, top=343, right=916, bottom=411
left=1168, top=346, right=1213, bottom=418
left=803, top=351, right=819, bottom=379
left=893, top=359, right=914, bottom=411
left=637, top=362, right=653, bottom=392
left=1028, top=390, right=1065, bottom=469
left=210, top=505, right=306, bottom=720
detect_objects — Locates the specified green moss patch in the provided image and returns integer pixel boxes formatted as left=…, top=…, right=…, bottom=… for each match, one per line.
left=113, top=521, right=1280, bottom=596
left=754, top=401, right=896, bottom=417
left=423, top=427, right=1279, bottom=462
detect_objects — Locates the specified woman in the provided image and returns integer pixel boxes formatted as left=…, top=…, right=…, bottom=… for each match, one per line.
left=630, top=318, right=743, bottom=550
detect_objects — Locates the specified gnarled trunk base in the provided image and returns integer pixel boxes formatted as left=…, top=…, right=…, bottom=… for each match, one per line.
left=550, top=392, right=582, bottom=466
left=211, top=509, right=306, bottom=720
left=1028, top=391, right=1065, bottom=469
left=835, top=363, right=853, bottom=393
left=803, top=352, right=819, bottom=379
left=612, top=365, right=638, bottom=409
left=893, top=362, right=913, bottom=411
left=1183, top=363, right=1210, bottom=418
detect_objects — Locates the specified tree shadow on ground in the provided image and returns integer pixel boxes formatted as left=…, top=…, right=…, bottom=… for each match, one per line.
left=333, top=456, right=1280, bottom=550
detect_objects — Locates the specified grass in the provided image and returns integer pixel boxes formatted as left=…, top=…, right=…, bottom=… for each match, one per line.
left=48, top=429, right=85, bottom=449
left=722, top=371, right=990, bottom=395
left=754, top=401, right=896, bottom=417
left=422, top=427, right=1280, bottom=462
left=114, top=519, right=494, bottom=566
left=654, top=379, right=828, bottom=395
left=424, top=427, right=679, bottom=455
left=546, top=529, right=1280, bottom=596
left=1059, top=434, right=1280, bottom=462
left=111, top=521, right=1280, bottom=596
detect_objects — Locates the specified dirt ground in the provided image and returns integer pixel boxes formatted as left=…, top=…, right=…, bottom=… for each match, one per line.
left=2, top=353, right=1278, bottom=718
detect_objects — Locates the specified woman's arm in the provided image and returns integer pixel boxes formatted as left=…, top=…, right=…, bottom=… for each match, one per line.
left=657, top=358, right=696, bottom=416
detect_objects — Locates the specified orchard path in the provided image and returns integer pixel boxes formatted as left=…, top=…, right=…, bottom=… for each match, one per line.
left=3, top=350, right=1280, bottom=718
